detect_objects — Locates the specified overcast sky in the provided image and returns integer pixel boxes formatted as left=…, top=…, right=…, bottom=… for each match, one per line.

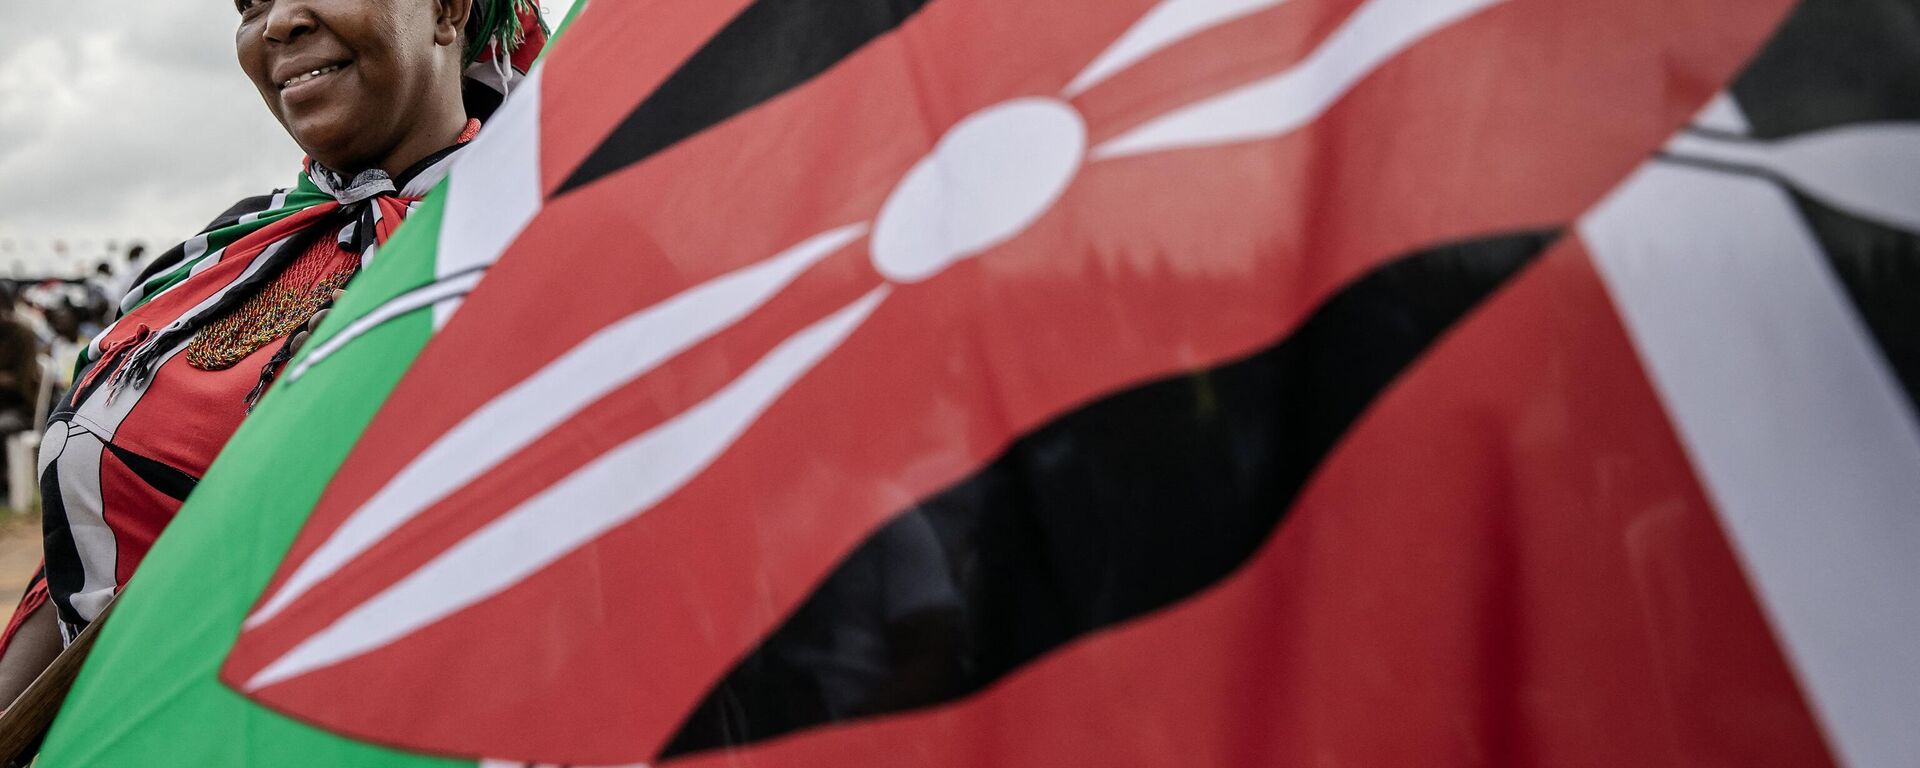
left=0, top=0, right=575, bottom=277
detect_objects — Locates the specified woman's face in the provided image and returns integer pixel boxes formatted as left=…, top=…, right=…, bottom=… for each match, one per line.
left=236, top=0, right=468, bottom=174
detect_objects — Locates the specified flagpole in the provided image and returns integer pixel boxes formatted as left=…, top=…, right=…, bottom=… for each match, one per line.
left=0, top=598, right=115, bottom=766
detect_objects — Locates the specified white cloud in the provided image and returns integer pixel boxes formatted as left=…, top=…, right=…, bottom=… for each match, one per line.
left=0, top=0, right=579, bottom=277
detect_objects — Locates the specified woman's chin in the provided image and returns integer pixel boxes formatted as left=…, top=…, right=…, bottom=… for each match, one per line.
left=289, top=125, right=372, bottom=173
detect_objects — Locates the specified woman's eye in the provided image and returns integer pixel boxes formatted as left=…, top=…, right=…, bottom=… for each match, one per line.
left=236, top=0, right=265, bottom=14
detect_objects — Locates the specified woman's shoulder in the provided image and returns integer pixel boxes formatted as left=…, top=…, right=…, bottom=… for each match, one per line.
left=121, top=182, right=319, bottom=313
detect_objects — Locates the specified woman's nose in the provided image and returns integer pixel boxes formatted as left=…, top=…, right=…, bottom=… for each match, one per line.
left=262, top=0, right=317, bottom=44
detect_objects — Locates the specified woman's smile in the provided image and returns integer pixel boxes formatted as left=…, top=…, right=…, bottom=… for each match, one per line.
left=273, top=58, right=353, bottom=110
left=278, top=61, right=349, bottom=91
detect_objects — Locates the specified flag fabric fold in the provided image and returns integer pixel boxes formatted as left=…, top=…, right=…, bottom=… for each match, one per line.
left=37, top=0, right=1920, bottom=765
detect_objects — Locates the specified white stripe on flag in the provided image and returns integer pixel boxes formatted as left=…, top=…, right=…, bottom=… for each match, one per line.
left=1064, top=0, right=1291, bottom=97
left=250, top=223, right=866, bottom=628
left=1666, top=123, right=1920, bottom=233
left=1093, top=0, right=1506, bottom=159
left=247, top=287, right=890, bottom=690
left=1582, top=155, right=1920, bottom=768
left=436, top=64, right=547, bottom=329
left=286, top=269, right=489, bottom=383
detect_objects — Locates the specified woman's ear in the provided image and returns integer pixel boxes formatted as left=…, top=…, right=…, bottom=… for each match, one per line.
left=434, top=0, right=474, bottom=48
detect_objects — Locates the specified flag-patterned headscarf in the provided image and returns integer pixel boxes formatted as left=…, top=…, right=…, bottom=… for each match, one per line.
left=86, top=0, right=549, bottom=397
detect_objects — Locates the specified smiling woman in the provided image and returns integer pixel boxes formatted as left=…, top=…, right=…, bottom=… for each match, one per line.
left=0, top=0, right=548, bottom=712
left=238, top=0, right=473, bottom=179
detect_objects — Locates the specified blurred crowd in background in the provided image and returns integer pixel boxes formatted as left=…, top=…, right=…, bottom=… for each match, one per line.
left=0, top=243, right=150, bottom=509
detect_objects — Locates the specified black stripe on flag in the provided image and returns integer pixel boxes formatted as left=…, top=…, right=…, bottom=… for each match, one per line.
left=1728, top=0, right=1920, bottom=138
left=662, top=229, right=1561, bottom=757
left=1790, top=191, right=1920, bottom=415
left=1727, top=0, right=1920, bottom=416
left=557, top=0, right=938, bottom=195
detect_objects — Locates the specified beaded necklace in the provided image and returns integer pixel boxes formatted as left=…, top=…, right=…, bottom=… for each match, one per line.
left=184, top=236, right=358, bottom=371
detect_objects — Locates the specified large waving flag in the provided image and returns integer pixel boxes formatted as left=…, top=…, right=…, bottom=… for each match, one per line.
left=38, top=0, right=1920, bottom=765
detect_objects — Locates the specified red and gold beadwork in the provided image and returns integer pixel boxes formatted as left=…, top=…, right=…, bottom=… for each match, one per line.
left=185, top=240, right=357, bottom=371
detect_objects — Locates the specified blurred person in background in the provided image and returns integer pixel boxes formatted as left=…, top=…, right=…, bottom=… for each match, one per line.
left=9, top=285, right=52, bottom=348
left=110, top=244, right=148, bottom=302
left=82, top=262, right=117, bottom=334
left=42, top=303, right=87, bottom=394
left=0, top=283, right=42, bottom=437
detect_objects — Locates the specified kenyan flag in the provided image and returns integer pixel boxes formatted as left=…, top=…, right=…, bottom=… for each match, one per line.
left=38, top=0, right=1920, bottom=765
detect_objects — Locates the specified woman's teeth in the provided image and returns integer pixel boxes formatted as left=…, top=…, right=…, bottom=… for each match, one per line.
left=282, top=64, right=344, bottom=89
